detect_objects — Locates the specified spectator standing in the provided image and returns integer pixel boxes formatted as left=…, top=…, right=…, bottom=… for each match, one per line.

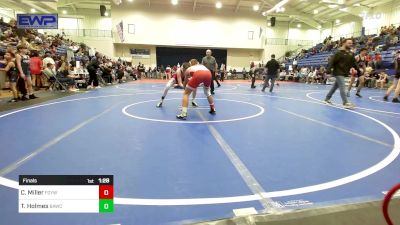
left=87, top=52, right=101, bottom=89
left=89, top=47, right=96, bottom=59
left=0, top=51, right=18, bottom=102
left=262, top=54, right=280, bottom=92
left=30, top=50, right=43, bottom=90
left=220, top=63, right=226, bottom=82
left=16, top=44, right=37, bottom=100
left=324, top=38, right=359, bottom=109
left=292, top=58, right=298, bottom=71
left=384, top=50, right=400, bottom=102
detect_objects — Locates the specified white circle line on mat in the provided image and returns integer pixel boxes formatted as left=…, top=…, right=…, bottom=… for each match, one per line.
left=305, top=92, right=400, bottom=115
left=369, top=95, right=399, bottom=105
left=122, top=98, right=265, bottom=124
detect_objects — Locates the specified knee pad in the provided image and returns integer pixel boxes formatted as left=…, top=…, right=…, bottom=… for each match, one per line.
left=203, top=87, right=211, bottom=97
left=166, top=79, right=175, bottom=89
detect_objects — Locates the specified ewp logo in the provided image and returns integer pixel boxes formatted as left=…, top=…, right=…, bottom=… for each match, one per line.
left=17, top=14, right=58, bottom=29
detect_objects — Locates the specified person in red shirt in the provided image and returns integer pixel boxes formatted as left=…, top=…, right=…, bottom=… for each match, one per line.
left=30, top=50, right=43, bottom=90
left=374, top=53, right=382, bottom=69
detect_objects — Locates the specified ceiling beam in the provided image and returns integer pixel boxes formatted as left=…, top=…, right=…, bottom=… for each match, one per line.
left=58, top=1, right=109, bottom=7
left=37, top=2, right=57, bottom=12
left=71, top=4, right=77, bottom=13
left=260, top=0, right=274, bottom=12
left=260, top=2, right=265, bottom=11
left=270, top=9, right=322, bottom=29
left=0, top=1, right=24, bottom=12
left=111, top=0, right=121, bottom=5
left=301, top=3, right=322, bottom=12
left=234, top=0, right=241, bottom=12
left=6, top=0, right=52, bottom=13
left=261, top=0, right=274, bottom=7
left=193, top=0, right=197, bottom=12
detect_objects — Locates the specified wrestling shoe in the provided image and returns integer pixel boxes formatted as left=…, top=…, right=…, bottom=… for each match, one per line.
left=176, top=113, right=187, bottom=120
left=191, top=101, right=198, bottom=107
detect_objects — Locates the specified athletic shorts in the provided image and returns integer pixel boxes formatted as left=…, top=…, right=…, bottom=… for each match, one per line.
left=187, top=70, right=212, bottom=90
left=9, top=72, right=18, bottom=83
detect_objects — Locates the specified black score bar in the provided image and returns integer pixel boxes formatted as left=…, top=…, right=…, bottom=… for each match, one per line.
left=19, top=175, right=113, bottom=185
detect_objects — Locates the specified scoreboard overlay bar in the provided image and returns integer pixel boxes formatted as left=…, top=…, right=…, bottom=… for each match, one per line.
left=18, top=175, right=114, bottom=213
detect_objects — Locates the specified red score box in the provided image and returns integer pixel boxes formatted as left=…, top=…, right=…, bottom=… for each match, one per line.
left=99, top=185, right=114, bottom=199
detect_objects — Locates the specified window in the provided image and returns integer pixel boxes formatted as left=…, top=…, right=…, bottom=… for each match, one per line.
left=248, top=31, right=254, bottom=40
left=128, top=24, right=135, bottom=34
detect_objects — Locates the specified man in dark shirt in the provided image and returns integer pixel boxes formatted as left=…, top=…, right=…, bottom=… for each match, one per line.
left=324, top=38, right=359, bottom=109
left=384, top=50, right=400, bottom=102
left=201, top=49, right=220, bottom=95
left=87, top=52, right=101, bottom=88
left=262, top=54, right=280, bottom=92
left=101, top=61, right=112, bottom=84
left=138, top=63, right=145, bottom=78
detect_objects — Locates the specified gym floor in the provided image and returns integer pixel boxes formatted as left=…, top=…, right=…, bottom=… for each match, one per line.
left=0, top=80, right=399, bottom=225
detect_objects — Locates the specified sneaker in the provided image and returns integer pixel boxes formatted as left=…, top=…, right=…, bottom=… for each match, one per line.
left=261, top=89, right=265, bottom=92
left=355, top=92, right=362, bottom=98
left=346, top=92, right=350, bottom=97
left=383, top=96, right=388, bottom=101
left=29, top=94, right=38, bottom=99
left=8, top=98, right=17, bottom=103
left=87, top=85, right=93, bottom=89
left=393, top=98, right=399, bottom=103
left=209, top=109, right=216, bottom=114
left=21, top=96, right=29, bottom=101
left=176, top=113, right=187, bottom=120
left=156, top=101, right=163, bottom=108
left=217, top=84, right=221, bottom=88
left=324, top=99, right=333, bottom=104
left=211, top=92, right=215, bottom=95
left=191, top=101, right=198, bottom=107
left=343, top=102, right=355, bottom=109
left=95, top=86, right=102, bottom=89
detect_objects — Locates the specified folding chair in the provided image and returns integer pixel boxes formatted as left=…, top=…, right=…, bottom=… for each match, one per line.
left=43, top=71, right=68, bottom=91
left=96, top=70, right=107, bottom=86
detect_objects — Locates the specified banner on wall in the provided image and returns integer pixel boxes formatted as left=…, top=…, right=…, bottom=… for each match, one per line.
left=130, top=49, right=150, bottom=59
left=116, top=21, right=124, bottom=43
left=17, top=14, right=58, bottom=29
